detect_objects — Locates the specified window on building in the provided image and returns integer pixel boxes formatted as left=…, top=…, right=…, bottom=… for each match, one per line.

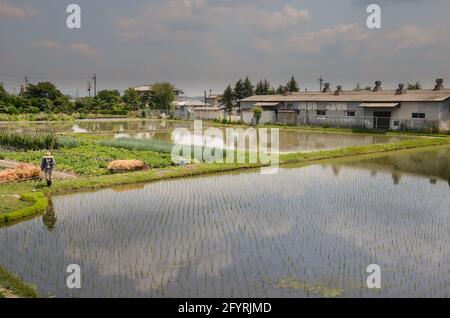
left=346, top=111, right=356, bottom=117
left=316, top=110, right=326, bottom=116
left=412, top=113, right=426, bottom=119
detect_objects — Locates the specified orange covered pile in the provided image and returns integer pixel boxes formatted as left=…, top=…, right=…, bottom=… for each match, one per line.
left=0, top=164, right=41, bottom=183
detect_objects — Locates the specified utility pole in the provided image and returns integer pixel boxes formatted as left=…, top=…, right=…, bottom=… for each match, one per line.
left=87, top=81, right=91, bottom=97
left=204, top=91, right=207, bottom=107
left=92, top=73, right=97, bottom=97
left=24, top=75, right=29, bottom=91
left=318, top=75, right=324, bottom=92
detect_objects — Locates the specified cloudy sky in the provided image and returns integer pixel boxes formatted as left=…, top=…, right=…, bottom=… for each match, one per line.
left=1, top=0, right=449, bottom=96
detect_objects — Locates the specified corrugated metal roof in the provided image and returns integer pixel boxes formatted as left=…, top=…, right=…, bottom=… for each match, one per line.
left=193, top=107, right=224, bottom=111
left=240, top=90, right=450, bottom=103
left=255, top=102, right=280, bottom=107
left=359, top=102, right=400, bottom=108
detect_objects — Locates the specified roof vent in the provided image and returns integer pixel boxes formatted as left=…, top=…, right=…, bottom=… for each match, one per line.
left=322, top=83, right=331, bottom=93
left=396, top=84, right=406, bottom=95
left=433, top=78, right=444, bottom=91
left=334, top=85, right=343, bottom=95
left=373, top=81, right=382, bottom=92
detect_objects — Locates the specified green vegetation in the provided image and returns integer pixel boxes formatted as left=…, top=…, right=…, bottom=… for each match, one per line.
left=276, top=277, right=343, bottom=298
left=1, top=139, right=174, bottom=176
left=0, top=266, right=38, bottom=298
left=252, top=106, right=262, bottom=124
left=0, top=126, right=59, bottom=150
left=0, top=80, right=178, bottom=118
left=0, top=192, right=48, bottom=224
left=100, top=138, right=174, bottom=153
left=223, top=75, right=301, bottom=104
left=0, top=195, right=31, bottom=214
left=146, top=82, right=176, bottom=114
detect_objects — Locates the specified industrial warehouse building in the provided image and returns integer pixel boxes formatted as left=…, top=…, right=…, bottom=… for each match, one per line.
left=240, top=80, right=450, bottom=132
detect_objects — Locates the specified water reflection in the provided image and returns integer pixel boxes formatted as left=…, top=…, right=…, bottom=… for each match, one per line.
left=42, top=199, right=57, bottom=231
left=333, top=146, right=450, bottom=186
left=0, top=147, right=449, bottom=298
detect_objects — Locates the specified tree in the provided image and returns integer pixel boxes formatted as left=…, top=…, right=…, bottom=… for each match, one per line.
left=0, top=83, right=6, bottom=97
left=263, top=79, right=271, bottom=95
left=243, top=76, right=254, bottom=98
left=276, top=85, right=286, bottom=95
left=24, top=82, right=62, bottom=100
left=255, top=80, right=265, bottom=95
left=353, top=82, right=362, bottom=91
left=407, top=82, right=422, bottom=90
left=252, top=106, right=262, bottom=125
left=233, top=79, right=246, bottom=102
left=122, top=87, right=142, bottom=111
left=96, top=89, right=120, bottom=103
left=223, top=85, right=234, bottom=113
left=151, top=82, right=175, bottom=113
left=287, top=76, right=299, bottom=92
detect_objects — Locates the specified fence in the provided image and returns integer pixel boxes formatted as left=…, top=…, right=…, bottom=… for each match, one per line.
left=277, top=114, right=442, bottom=132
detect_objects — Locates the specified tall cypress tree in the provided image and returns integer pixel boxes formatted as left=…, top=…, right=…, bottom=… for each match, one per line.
left=255, top=80, right=264, bottom=95
left=243, top=76, right=254, bottom=97
left=287, top=76, right=299, bottom=92
left=222, top=85, right=234, bottom=112
left=233, top=79, right=245, bottom=101
left=276, top=85, right=286, bottom=95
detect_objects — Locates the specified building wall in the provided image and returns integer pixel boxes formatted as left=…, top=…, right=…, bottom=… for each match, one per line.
left=240, top=99, right=450, bottom=131
left=241, top=110, right=276, bottom=124
left=193, top=110, right=225, bottom=121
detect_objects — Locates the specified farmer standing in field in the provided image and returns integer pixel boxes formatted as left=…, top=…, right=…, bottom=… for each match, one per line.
left=41, top=151, right=55, bottom=187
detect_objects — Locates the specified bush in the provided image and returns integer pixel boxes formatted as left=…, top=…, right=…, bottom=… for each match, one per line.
left=56, top=136, right=79, bottom=148
left=99, top=138, right=174, bottom=153
left=0, top=126, right=59, bottom=150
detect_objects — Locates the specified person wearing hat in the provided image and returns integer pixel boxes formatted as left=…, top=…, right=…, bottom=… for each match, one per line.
left=41, top=151, right=55, bottom=187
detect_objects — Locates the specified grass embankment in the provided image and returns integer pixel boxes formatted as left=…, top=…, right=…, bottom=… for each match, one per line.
left=0, top=266, right=38, bottom=298
left=0, top=192, right=48, bottom=224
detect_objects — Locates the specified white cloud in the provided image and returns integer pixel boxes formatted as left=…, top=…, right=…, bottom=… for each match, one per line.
left=70, top=43, right=101, bottom=57
left=29, top=41, right=101, bottom=57
left=30, top=41, right=63, bottom=50
left=287, top=24, right=371, bottom=54
left=0, top=0, right=39, bottom=18
left=239, top=5, right=311, bottom=33
left=253, top=38, right=273, bottom=54
left=388, top=25, right=438, bottom=51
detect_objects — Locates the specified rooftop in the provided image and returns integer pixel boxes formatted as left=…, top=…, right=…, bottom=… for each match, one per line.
left=240, top=89, right=450, bottom=103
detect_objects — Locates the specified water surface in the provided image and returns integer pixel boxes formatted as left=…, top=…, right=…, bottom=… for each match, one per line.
left=1, top=147, right=449, bottom=298
left=2, top=119, right=413, bottom=153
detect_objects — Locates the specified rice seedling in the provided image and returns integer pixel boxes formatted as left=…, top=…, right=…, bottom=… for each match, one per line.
left=1, top=147, right=450, bottom=297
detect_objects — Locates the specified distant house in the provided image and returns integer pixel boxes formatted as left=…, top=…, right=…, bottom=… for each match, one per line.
left=134, top=85, right=184, bottom=99
left=240, top=79, right=450, bottom=132
left=193, top=107, right=225, bottom=121
left=205, top=94, right=223, bottom=108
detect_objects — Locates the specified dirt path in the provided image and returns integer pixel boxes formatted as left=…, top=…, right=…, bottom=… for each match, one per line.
left=0, top=159, right=78, bottom=180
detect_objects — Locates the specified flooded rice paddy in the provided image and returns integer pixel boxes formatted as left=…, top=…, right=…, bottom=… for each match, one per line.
left=4, top=119, right=413, bottom=152
left=0, top=146, right=449, bottom=298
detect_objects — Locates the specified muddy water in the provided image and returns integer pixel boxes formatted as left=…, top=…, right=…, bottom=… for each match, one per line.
left=6, top=119, right=413, bottom=152
left=0, top=147, right=449, bottom=298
